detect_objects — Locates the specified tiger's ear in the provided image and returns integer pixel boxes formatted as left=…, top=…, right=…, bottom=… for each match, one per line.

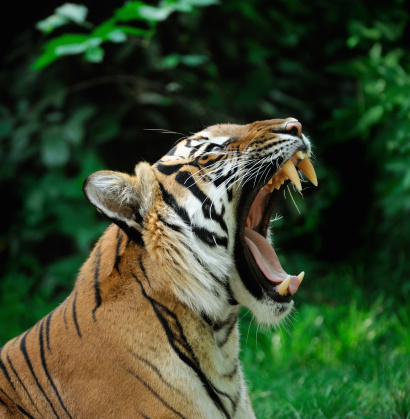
left=83, top=162, right=159, bottom=232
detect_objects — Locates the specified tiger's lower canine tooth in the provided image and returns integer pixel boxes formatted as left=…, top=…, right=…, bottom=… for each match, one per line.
left=297, top=158, right=318, bottom=186
left=297, top=271, right=305, bottom=285
left=276, top=275, right=291, bottom=296
left=281, top=161, right=302, bottom=191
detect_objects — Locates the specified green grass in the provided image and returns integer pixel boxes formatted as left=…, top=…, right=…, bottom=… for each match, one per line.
left=240, top=295, right=410, bottom=418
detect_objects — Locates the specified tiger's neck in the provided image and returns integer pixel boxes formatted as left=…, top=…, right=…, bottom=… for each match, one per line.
left=69, top=224, right=251, bottom=417
left=75, top=223, right=242, bottom=365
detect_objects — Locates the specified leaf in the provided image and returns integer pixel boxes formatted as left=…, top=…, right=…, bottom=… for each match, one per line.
left=84, top=46, right=104, bottom=62
left=178, top=0, right=220, bottom=7
left=115, top=1, right=149, bottom=21
left=55, top=3, right=88, bottom=24
left=159, top=53, right=180, bottom=69
left=112, top=25, right=151, bottom=36
left=36, top=15, right=69, bottom=34
left=138, top=92, right=172, bottom=106
left=52, top=35, right=101, bottom=56
left=158, top=53, right=208, bottom=69
left=56, top=42, right=88, bottom=56
left=180, top=54, right=208, bottom=66
left=106, top=29, right=127, bottom=43
left=138, top=4, right=174, bottom=22
left=358, top=105, right=384, bottom=131
left=41, top=129, right=70, bottom=167
left=116, top=1, right=173, bottom=22
left=64, top=105, right=96, bottom=144
left=0, top=119, right=13, bottom=139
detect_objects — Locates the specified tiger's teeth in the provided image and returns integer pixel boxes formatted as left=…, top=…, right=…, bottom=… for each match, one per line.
left=281, top=161, right=302, bottom=191
left=297, top=271, right=305, bottom=285
left=297, top=158, right=318, bottom=186
left=276, top=275, right=291, bottom=296
left=295, top=151, right=305, bottom=160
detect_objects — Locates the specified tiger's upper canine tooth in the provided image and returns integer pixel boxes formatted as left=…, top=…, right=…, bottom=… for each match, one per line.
left=295, top=151, right=305, bottom=160
left=281, top=161, right=302, bottom=191
left=297, top=158, right=318, bottom=186
left=276, top=275, right=291, bottom=296
left=297, top=271, right=305, bottom=285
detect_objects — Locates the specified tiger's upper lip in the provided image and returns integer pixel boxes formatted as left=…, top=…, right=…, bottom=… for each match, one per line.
left=238, top=150, right=318, bottom=301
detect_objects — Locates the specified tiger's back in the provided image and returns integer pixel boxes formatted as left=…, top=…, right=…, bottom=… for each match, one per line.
left=0, top=119, right=317, bottom=418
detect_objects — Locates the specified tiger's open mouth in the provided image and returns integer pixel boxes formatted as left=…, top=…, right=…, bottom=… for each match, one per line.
left=238, top=151, right=318, bottom=302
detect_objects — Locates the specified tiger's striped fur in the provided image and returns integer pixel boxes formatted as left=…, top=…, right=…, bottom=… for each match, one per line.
left=0, top=118, right=314, bottom=418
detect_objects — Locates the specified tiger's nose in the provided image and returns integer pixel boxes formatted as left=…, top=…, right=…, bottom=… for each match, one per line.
left=285, top=121, right=302, bottom=137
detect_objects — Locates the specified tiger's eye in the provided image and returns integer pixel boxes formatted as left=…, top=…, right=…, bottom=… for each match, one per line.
left=212, top=146, right=222, bottom=152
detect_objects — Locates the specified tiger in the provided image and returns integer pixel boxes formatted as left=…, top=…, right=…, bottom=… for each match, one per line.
left=0, top=118, right=317, bottom=418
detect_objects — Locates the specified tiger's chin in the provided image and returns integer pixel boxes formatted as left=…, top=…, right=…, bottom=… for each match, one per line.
left=232, top=150, right=318, bottom=326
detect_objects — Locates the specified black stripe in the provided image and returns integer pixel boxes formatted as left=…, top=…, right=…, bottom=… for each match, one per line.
left=0, top=386, right=35, bottom=418
left=175, top=170, right=229, bottom=235
left=128, top=350, right=183, bottom=395
left=223, top=362, right=238, bottom=379
left=6, top=354, right=40, bottom=416
left=114, top=227, right=123, bottom=272
left=213, top=313, right=236, bottom=332
left=160, top=184, right=228, bottom=248
left=201, top=313, right=213, bottom=326
left=135, top=278, right=230, bottom=418
left=159, top=184, right=191, bottom=227
left=192, top=225, right=228, bottom=248
left=138, top=256, right=152, bottom=288
left=126, top=369, right=186, bottom=419
left=156, top=163, right=185, bottom=176
left=63, top=306, right=68, bottom=330
left=17, top=405, right=36, bottom=419
left=45, top=312, right=53, bottom=352
left=164, top=145, right=178, bottom=156
left=231, top=387, right=241, bottom=417
left=19, top=330, right=60, bottom=418
left=113, top=220, right=144, bottom=246
left=92, top=245, right=102, bottom=322
left=72, top=292, right=82, bottom=338
left=157, top=214, right=184, bottom=235
left=224, top=282, right=239, bottom=306
left=175, top=171, right=208, bottom=201
left=217, top=316, right=237, bottom=348
left=0, top=348, right=16, bottom=392
left=193, top=254, right=225, bottom=286
left=39, top=321, right=73, bottom=418
left=201, top=203, right=229, bottom=236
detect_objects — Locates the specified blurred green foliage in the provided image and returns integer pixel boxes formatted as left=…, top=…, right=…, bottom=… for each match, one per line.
left=0, top=0, right=409, bottom=414
left=34, top=0, right=219, bottom=68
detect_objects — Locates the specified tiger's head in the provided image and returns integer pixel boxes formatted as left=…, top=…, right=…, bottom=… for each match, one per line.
left=83, top=118, right=317, bottom=326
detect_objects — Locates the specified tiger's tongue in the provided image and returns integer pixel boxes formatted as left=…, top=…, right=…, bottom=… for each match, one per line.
left=245, top=227, right=287, bottom=283
left=244, top=228, right=300, bottom=293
